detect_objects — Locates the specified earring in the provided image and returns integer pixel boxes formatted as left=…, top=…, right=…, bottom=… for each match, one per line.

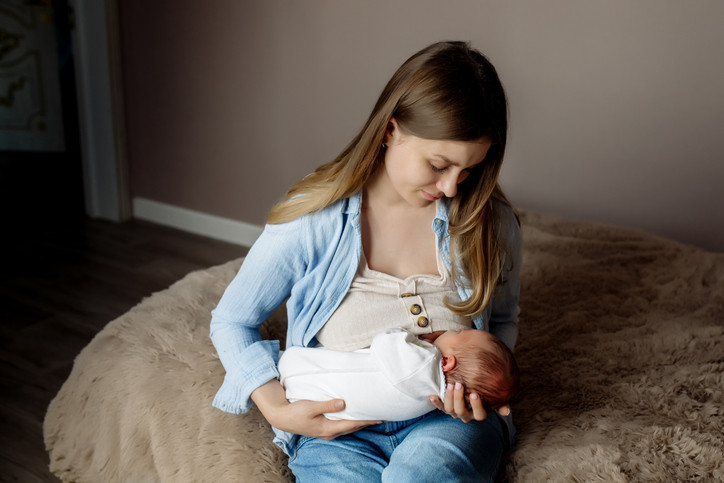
left=381, top=142, right=387, bottom=149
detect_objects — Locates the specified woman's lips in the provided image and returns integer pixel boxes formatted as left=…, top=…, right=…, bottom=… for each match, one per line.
left=422, top=190, right=442, bottom=201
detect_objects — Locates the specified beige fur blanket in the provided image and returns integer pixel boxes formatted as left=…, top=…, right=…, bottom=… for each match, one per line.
left=44, top=210, right=724, bottom=482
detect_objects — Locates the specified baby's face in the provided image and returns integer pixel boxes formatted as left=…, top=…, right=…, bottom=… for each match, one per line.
left=433, top=328, right=494, bottom=355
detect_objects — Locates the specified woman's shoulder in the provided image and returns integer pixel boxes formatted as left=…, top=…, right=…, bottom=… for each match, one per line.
left=491, top=196, right=518, bottom=221
left=306, top=194, right=359, bottom=229
left=265, top=193, right=358, bottom=235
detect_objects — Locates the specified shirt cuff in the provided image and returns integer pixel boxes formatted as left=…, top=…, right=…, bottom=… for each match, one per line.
left=212, top=339, right=280, bottom=414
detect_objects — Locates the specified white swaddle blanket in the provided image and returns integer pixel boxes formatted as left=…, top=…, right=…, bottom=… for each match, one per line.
left=279, top=328, right=446, bottom=421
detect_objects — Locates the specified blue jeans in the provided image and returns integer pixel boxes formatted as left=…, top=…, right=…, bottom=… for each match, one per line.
left=288, top=410, right=508, bottom=482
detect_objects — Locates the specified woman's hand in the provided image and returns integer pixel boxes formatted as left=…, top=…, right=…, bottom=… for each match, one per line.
left=272, top=398, right=380, bottom=440
left=251, top=379, right=380, bottom=440
left=429, top=382, right=511, bottom=423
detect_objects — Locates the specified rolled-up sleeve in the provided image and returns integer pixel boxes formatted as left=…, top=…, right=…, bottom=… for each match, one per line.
left=210, top=218, right=307, bottom=414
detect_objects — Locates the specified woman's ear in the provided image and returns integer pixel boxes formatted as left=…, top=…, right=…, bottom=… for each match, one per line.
left=442, top=355, right=457, bottom=373
left=385, top=117, right=398, bottom=145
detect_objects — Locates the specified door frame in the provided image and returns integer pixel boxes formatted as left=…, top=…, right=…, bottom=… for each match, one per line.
left=68, top=0, right=130, bottom=221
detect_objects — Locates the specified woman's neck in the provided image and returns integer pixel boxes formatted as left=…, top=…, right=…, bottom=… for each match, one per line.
left=360, top=171, right=439, bottom=278
left=363, top=168, right=397, bottom=208
left=363, top=167, right=435, bottom=216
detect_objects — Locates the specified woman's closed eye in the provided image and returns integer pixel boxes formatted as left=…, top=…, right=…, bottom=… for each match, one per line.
left=430, top=162, right=448, bottom=173
left=430, top=162, right=473, bottom=183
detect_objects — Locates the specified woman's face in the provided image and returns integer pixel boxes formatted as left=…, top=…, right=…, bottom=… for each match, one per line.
left=381, top=119, right=492, bottom=208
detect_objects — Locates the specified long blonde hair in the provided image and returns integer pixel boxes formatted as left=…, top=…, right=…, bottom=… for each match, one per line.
left=269, top=41, right=515, bottom=317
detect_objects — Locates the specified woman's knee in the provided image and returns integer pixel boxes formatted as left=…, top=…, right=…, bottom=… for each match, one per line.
left=383, top=414, right=505, bottom=483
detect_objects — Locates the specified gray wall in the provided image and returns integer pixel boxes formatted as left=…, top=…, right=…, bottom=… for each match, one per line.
left=120, top=0, right=724, bottom=252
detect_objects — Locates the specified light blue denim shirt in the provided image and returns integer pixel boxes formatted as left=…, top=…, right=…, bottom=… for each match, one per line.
left=210, top=191, right=521, bottom=452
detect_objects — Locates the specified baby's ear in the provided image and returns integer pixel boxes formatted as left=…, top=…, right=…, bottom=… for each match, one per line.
left=442, top=355, right=457, bottom=373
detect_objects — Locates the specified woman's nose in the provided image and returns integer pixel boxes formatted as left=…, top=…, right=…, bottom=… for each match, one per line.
left=437, top=172, right=458, bottom=198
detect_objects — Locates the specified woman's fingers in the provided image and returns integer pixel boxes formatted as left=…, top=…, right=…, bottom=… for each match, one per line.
left=453, top=382, right=469, bottom=416
left=469, top=393, right=487, bottom=421
left=452, top=383, right=471, bottom=421
left=317, top=398, right=346, bottom=415
left=444, top=384, right=456, bottom=414
left=443, top=383, right=473, bottom=421
left=434, top=383, right=489, bottom=422
left=313, top=399, right=381, bottom=439
left=429, top=395, right=445, bottom=411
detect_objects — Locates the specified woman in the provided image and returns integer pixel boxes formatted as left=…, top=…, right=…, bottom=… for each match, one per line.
left=210, top=40, right=521, bottom=482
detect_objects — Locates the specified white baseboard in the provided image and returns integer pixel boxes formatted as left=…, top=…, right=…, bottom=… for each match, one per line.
left=133, top=198, right=263, bottom=248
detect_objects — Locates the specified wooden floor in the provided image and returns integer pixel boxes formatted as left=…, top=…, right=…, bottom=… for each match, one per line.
left=0, top=217, right=249, bottom=482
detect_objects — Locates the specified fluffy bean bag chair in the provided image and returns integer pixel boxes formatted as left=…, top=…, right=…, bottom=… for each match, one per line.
left=44, top=210, right=724, bottom=482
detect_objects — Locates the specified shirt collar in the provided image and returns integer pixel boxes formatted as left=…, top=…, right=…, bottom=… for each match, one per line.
left=435, top=197, right=450, bottom=224
left=344, top=190, right=363, bottom=215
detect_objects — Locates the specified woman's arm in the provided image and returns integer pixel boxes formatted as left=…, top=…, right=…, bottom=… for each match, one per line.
left=210, top=220, right=307, bottom=414
left=211, top=216, right=379, bottom=437
left=429, top=205, right=522, bottom=422
left=251, top=379, right=380, bottom=439
left=488, top=205, right=522, bottom=351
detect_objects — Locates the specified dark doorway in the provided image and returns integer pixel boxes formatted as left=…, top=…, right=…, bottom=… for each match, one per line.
left=0, top=0, right=84, bottom=232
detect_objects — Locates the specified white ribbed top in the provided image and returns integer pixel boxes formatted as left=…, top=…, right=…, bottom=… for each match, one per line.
left=315, top=248, right=472, bottom=351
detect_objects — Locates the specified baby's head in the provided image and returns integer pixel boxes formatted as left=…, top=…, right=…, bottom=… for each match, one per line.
left=433, top=329, right=519, bottom=409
